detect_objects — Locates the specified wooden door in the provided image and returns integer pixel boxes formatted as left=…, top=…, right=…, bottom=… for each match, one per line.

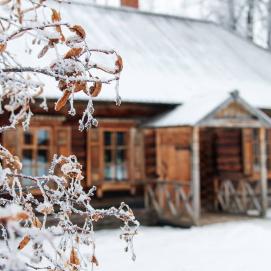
left=156, top=128, right=192, bottom=182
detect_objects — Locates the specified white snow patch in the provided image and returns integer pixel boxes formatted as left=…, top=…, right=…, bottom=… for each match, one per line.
left=94, top=219, right=271, bottom=271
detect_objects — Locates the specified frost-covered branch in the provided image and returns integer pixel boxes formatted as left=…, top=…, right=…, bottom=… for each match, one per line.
left=0, top=1, right=123, bottom=131
left=0, top=146, right=139, bottom=271
left=0, top=2, right=138, bottom=271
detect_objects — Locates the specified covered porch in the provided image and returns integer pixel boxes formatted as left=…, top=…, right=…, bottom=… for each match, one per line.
left=193, top=90, right=271, bottom=224
left=144, top=90, right=271, bottom=226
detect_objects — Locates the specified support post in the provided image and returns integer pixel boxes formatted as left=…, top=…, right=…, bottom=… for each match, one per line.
left=192, top=126, right=201, bottom=225
left=259, top=127, right=268, bottom=217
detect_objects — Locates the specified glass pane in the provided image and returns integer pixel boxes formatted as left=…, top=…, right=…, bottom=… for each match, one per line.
left=24, top=132, right=33, bottom=145
left=38, top=130, right=49, bottom=145
left=23, top=149, right=32, bottom=166
left=104, top=132, right=112, bottom=146
left=38, top=149, right=48, bottom=163
left=117, top=132, right=125, bottom=146
left=116, top=149, right=125, bottom=163
left=22, top=166, right=33, bottom=176
left=104, top=164, right=114, bottom=180
left=104, top=149, right=112, bottom=163
left=116, top=164, right=127, bottom=181
left=37, top=166, right=47, bottom=176
left=37, top=150, right=48, bottom=176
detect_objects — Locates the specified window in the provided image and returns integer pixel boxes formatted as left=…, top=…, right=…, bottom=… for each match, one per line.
left=21, top=128, right=51, bottom=184
left=103, top=131, right=128, bottom=181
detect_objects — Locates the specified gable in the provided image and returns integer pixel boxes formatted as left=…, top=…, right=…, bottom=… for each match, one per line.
left=214, top=101, right=257, bottom=120
left=197, top=93, right=271, bottom=128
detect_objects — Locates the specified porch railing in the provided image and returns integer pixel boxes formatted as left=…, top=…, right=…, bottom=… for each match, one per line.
left=144, top=180, right=195, bottom=225
left=214, top=178, right=262, bottom=215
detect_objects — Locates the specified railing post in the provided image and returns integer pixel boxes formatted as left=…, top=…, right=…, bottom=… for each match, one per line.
left=192, top=126, right=201, bottom=225
left=259, top=127, right=268, bottom=217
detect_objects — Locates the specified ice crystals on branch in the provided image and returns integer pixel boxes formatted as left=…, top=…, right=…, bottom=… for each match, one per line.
left=0, top=2, right=137, bottom=271
left=0, top=146, right=139, bottom=271
left=0, top=3, right=123, bottom=131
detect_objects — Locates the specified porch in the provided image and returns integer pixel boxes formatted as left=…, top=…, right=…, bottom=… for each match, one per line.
left=144, top=91, right=271, bottom=226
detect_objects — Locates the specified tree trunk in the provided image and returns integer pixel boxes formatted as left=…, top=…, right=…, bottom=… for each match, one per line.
left=267, top=0, right=271, bottom=49
left=228, top=0, right=237, bottom=31
left=247, top=0, right=255, bottom=41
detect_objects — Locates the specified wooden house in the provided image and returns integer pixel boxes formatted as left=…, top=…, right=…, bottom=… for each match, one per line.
left=3, top=1, right=271, bottom=225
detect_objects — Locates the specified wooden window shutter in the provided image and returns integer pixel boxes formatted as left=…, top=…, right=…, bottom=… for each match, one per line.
left=130, top=128, right=145, bottom=181
left=2, top=129, right=18, bottom=155
left=55, top=127, right=71, bottom=156
left=87, top=128, right=102, bottom=186
left=242, top=128, right=253, bottom=175
left=175, top=148, right=191, bottom=182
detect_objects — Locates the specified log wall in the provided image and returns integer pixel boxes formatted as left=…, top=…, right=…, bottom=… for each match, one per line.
left=155, top=127, right=192, bottom=182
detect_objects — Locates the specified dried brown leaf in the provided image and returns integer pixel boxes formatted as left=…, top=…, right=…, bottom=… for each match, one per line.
left=51, top=9, right=61, bottom=22
left=16, top=211, right=29, bottom=221
left=0, top=42, right=6, bottom=53
left=115, top=54, right=123, bottom=73
left=55, top=90, right=71, bottom=111
left=74, top=81, right=86, bottom=93
left=48, top=38, right=59, bottom=47
left=70, top=247, right=80, bottom=266
left=90, top=255, right=99, bottom=267
left=90, top=81, right=102, bottom=97
left=64, top=47, right=83, bottom=59
left=70, top=25, right=86, bottom=39
left=18, top=235, right=30, bottom=250
left=92, top=213, right=104, bottom=222
left=56, top=25, right=65, bottom=42
left=32, top=216, right=42, bottom=229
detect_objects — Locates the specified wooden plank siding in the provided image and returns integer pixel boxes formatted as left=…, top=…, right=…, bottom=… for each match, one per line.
left=200, top=128, right=245, bottom=211
left=155, top=127, right=192, bottom=183
left=200, top=128, right=216, bottom=211
left=144, top=129, right=157, bottom=178
left=71, top=126, right=87, bottom=185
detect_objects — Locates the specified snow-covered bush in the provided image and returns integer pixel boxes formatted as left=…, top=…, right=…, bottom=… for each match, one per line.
left=0, top=1, right=138, bottom=270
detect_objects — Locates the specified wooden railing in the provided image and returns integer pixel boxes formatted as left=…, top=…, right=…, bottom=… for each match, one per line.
left=144, top=180, right=195, bottom=224
left=214, top=179, right=262, bottom=215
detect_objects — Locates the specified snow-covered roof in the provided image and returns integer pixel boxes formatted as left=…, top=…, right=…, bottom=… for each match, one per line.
left=7, top=2, right=271, bottom=126
left=144, top=89, right=271, bottom=127
left=36, top=3, right=271, bottom=108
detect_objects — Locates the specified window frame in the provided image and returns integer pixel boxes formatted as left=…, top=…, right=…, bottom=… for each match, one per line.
left=101, top=128, right=130, bottom=183
left=19, top=127, right=53, bottom=177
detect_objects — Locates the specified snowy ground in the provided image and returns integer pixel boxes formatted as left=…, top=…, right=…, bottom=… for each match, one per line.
left=95, top=218, right=271, bottom=271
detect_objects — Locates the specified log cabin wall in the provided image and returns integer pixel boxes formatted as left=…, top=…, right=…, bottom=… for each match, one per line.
left=144, top=129, right=157, bottom=178
left=199, top=127, right=271, bottom=210
left=155, top=127, right=192, bottom=183
left=199, top=128, right=216, bottom=211
left=214, top=128, right=243, bottom=177
left=0, top=99, right=177, bottom=196
left=200, top=128, right=244, bottom=210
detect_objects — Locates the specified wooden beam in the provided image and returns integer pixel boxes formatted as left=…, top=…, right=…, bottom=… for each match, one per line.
left=259, top=127, right=268, bottom=217
left=192, top=126, right=201, bottom=225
